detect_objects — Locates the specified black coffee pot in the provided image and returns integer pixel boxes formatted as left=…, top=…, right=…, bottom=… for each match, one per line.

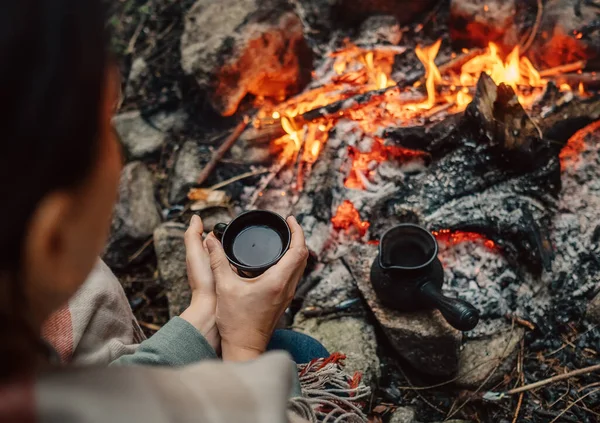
left=370, top=224, right=480, bottom=331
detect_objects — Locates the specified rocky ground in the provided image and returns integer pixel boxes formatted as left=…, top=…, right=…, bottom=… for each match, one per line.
left=105, top=1, right=600, bottom=422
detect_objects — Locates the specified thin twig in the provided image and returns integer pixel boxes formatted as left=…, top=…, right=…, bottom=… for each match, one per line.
left=139, top=321, right=162, bottom=331
left=511, top=340, right=525, bottom=423
left=549, top=388, right=600, bottom=423
left=196, top=118, right=249, bottom=186
left=505, top=363, right=600, bottom=396
left=396, top=365, right=446, bottom=415
left=521, top=0, right=544, bottom=54
left=126, top=14, right=148, bottom=54
left=128, top=236, right=154, bottom=263
left=209, top=167, right=269, bottom=191
left=247, top=160, right=288, bottom=208
left=506, top=314, right=536, bottom=331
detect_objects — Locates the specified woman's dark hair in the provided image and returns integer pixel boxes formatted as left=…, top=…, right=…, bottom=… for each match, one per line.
left=0, top=0, right=110, bottom=378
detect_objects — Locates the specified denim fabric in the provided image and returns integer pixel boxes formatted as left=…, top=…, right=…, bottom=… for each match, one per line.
left=266, top=330, right=329, bottom=364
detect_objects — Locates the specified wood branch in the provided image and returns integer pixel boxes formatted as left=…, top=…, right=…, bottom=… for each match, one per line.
left=539, top=61, right=587, bottom=77
left=195, top=118, right=248, bottom=186
left=504, top=363, right=600, bottom=396
left=437, top=48, right=486, bottom=75
left=548, top=72, right=600, bottom=90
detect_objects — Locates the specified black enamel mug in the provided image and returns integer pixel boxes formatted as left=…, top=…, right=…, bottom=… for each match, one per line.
left=370, top=224, right=480, bottom=331
left=213, top=210, right=291, bottom=278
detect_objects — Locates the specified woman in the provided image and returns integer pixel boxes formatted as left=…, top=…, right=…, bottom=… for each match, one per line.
left=0, top=1, right=368, bottom=422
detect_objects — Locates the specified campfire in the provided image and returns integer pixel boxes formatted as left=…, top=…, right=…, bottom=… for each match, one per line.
left=109, top=0, right=600, bottom=421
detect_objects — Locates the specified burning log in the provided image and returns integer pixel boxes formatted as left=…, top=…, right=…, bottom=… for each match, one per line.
left=450, top=0, right=600, bottom=69
left=241, top=47, right=483, bottom=145
left=465, top=74, right=545, bottom=170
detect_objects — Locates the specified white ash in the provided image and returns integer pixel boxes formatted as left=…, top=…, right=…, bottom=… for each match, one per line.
left=301, top=259, right=359, bottom=309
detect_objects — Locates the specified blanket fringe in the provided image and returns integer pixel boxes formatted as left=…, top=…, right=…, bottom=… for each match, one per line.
left=289, top=353, right=370, bottom=423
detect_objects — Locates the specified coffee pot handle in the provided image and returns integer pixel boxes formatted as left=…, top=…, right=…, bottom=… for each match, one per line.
left=419, top=282, right=480, bottom=331
left=213, top=223, right=227, bottom=241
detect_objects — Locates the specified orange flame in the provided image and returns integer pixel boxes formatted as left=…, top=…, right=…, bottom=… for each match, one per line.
left=345, top=138, right=427, bottom=189
left=415, top=39, right=442, bottom=109
left=256, top=38, right=575, bottom=195
left=331, top=200, right=370, bottom=236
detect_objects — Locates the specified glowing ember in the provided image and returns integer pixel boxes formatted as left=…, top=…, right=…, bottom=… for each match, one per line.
left=332, top=200, right=370, bottom=236
left=345, top=138, right=426, bottom=189
left=560, top=120, right=600, bottom=170
left=433, top=229, right=496, bottom=250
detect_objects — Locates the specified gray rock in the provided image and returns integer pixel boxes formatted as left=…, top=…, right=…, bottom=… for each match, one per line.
left=334, top=0, right=437, bottom=27
left=114, top=111, right=166, bottom=159
left=389, top=407, right=416, bottom=423
left=180, top=0, right=312, bottom=116
left=199, top=207, right=232, bottom=233
left=529, top=0, right=600, bottom=68
left=149, top=109, right=187, bottom=133
left=456, top=327, right=525, bottom=389
left=125, top=57, right=148, bottom=99
left=104, top=162, right=162, bottom=268
left=587, top=290, right=600, bottom=324
left=356, top=15, right=403, bottom=46
left=346, top=244, right=462, bottom=377
left=449, top=0, right=600, bottom=69
left=449, top=0, right=518, bottom=50
left=153, top=222, right=190, bottom=317
left=169, top=141, right=203, bottom=204
left=294, top=315, right=380, bottom=386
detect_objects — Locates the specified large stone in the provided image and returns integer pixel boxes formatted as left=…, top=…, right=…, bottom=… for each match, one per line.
left=181, top=0, right=312, bottom=116
left=449, top=0, right=518, bottom=50
left=346, top=244, right=462, bottom=377
left=199, top=207, right=232, bottom=233
left=169, top=141, right=204, bottom=204
left=153, top=222, right=190, bottom=318
left=389, top=407, right=416, bottom=423
left=587, top=290, right=600, bottom=324
left=456, top=328, right=525, bottom=389
left=114, top=111, right=166, bottom=159
left=333, top=0, right=437, bottom=28
left=529, top=0, right=600, bottom=68
left=104, top=162, right=162, bottom=268
left=449, top=0, right=600, bottom=68
left=125, top=57, right=149, bottom=100
left=294, top=315, right=380, bottom=386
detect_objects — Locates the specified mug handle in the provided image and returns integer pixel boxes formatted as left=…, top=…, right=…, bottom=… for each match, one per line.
left=213, top=223, right=228, bottom=241
left=419, top=281, right=480, bottom=331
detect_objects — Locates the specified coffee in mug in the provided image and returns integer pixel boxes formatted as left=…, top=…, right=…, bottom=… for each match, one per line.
left=213, top=210, right=291, bottom=277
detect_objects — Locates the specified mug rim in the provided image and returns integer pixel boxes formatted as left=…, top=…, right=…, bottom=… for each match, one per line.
left=378, top=223, right=439, bottom=271
left=221, top=210, right=292, bottom=273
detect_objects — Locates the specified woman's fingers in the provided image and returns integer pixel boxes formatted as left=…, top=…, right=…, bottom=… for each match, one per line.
left=206, top=233, right=236, bottom=281
left=185, top=215, right=211, bottom=290
left=273, top=216, right=309, bottom=273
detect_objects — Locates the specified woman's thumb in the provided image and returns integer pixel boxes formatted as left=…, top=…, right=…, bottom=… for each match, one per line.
left=206, top=235, right=232, bottom=277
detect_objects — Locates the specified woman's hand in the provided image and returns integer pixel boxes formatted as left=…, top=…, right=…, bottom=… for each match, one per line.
left=180, top=215, right=221, bottom=353
left=206, top=216, right=308, bottom=361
